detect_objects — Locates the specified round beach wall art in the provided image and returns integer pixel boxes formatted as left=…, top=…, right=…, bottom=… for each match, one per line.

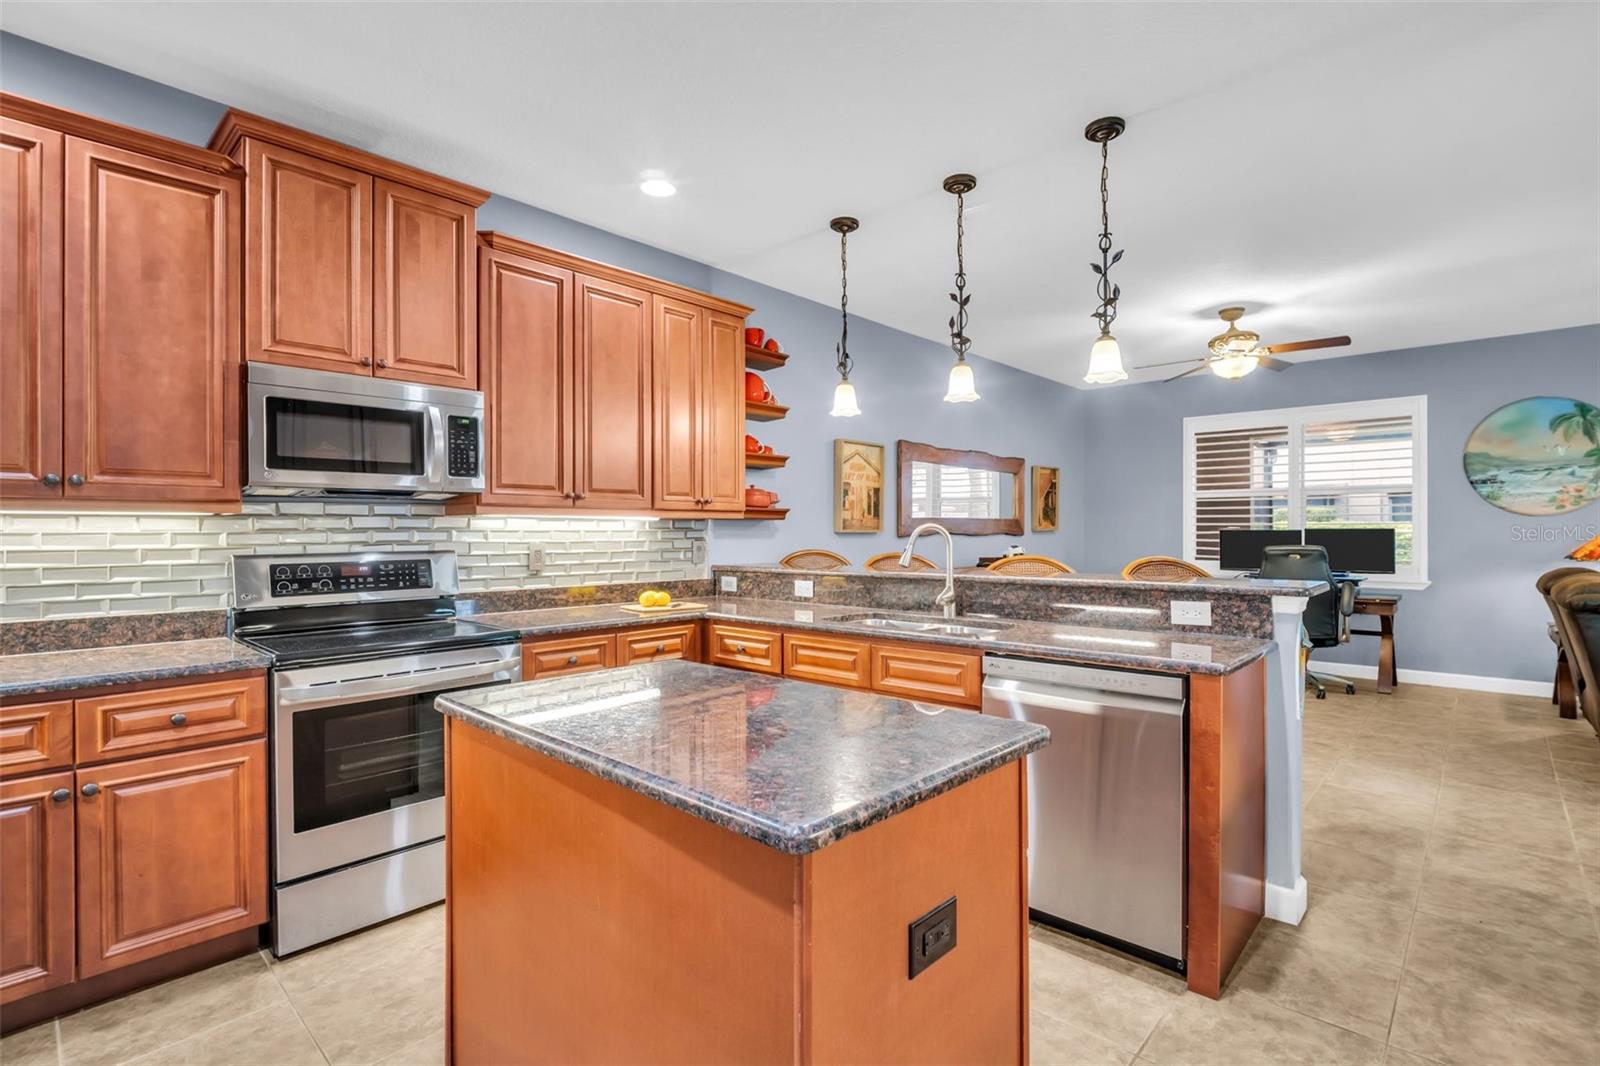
left=1463, top=397, right=1600, bottom=515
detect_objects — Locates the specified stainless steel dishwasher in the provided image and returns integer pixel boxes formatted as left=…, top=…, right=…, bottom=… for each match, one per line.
left=982, top=655, right=1187, bottom=970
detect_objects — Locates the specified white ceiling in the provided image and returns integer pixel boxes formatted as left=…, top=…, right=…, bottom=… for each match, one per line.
left=7, top=2, right=1597, bottom=387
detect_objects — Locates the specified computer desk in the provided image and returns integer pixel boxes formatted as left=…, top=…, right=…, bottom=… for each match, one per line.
left=1239, top=571, right=1403, bottom=694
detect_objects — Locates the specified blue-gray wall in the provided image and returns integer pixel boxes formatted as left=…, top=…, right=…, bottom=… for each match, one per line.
left=1081, top=325, right=1600, bottom=683
left=0, top=32, right=1085, bottom=571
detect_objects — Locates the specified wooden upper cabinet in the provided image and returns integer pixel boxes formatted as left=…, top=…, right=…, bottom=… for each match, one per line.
left=575, top=274, right=652, bottom=510
left=0, top=117, right=63, bottom=501
left=374, top=179, right=475, bottom=388
left=478, top=244, right=575, bottom=507
left=652, top=295, right=703, bottom=511
left=702, top=312, right=747, bottom=514
left=241, top=136, right=371, bottom=373
left=0, top=770, right=76, bottom=1005
left=62, top=137, right=241, bottom=504
left=75, top=740, right=267, bottom=979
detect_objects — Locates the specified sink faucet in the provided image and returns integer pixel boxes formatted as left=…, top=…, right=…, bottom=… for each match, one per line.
left=899, top=522, right=958, bottom=619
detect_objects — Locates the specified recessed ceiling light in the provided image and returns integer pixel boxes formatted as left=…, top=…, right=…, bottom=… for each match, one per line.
left=639, top=176, right=676, bottom=198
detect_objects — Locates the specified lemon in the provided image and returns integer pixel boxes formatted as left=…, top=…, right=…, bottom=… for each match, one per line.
left=637, top=591, right=655, bottom=607
left=650, top=590, right=672, bottom=607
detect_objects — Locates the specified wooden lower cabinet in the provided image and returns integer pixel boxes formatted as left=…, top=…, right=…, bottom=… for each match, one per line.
left=870, top=643, right=983, bottom=708
left=524, top=633, right=616, bottom=679
left=74, top=677, right=265, bottom=766
left=0, top=771, right=75, bottom=1004
left=75, top=739, right=267, bottom=979
left=616, top=624, right=698, bottom=665
left=783, top=633, right=870, bottom=689
left=0, top=700, right=74, bottom=777
left=705, top=623, right=783, bottom=675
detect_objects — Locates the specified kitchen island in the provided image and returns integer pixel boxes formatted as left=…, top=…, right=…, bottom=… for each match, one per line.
left=437, top=660, right=1049, bottom=1065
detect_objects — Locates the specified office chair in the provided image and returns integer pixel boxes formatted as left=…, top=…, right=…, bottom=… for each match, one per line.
left=1259, top=544, right=1357, bottom=699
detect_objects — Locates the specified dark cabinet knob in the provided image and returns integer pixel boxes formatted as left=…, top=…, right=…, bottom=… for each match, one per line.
left=81, top=783, right=100, bottom=798
left=169, top=712, right=188, bottom=726
left=67, top=474, right=85, bottom=487
left=733, top=644, right=746, bottom=654
left=359, top=357, right=373, bottom=367
left=50, top=788, right=70, bottom=804
left=377, top=358, right=389, bottom=368
left=42, top=473, right=60, bottom=487
left=655, top=644, right=666, bottom=653
left=566, top=655, right=579, bottom=665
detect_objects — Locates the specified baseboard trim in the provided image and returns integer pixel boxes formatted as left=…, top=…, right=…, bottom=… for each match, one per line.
left=1307, top=659, right=1549, bottom=698
left=1265, top=875, right=1308, bottom=926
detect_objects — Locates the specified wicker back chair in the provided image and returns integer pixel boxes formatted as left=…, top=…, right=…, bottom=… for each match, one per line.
left=986, top=554, right=1074, bottom=577
left=779, top=549, right=850, bottom=571
left=1122, top=555, right=1210, bottom=582
left=863, top=551, right=936, bottom=572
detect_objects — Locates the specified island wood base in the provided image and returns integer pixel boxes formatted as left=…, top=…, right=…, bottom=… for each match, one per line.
left=444, top=721, right=1029, bottom=1065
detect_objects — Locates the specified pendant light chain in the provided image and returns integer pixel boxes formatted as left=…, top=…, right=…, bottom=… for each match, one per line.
left=836, top=224, right=852, bottom=380
left=1091, top=127, right=1123, bottom=336
left=949, top=185, right=972, bottom=362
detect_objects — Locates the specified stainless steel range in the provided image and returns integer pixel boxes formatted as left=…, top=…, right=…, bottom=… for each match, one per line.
left=231, top=551, right=520, bottom=955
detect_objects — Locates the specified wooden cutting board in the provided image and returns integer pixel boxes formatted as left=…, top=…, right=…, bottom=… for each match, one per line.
left=616, top=601, right=708, bottom=615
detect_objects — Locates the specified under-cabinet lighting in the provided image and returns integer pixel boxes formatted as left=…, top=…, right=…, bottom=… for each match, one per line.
left=1052, top=603, right=1161, bottom=616
left=1051, top=633, right=1160, bottom=648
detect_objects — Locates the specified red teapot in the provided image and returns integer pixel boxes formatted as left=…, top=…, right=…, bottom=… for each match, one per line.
left=744, top=486, right=776, bottom=508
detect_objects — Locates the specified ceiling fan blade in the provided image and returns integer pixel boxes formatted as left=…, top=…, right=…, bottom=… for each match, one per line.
left=1163, top=364, right=1210, bottom=383
left=1257, top=355, right=1293, bottom=372
left=1262, top=336, right=1351, bottom=355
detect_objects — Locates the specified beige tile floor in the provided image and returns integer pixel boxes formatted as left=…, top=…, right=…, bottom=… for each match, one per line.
left=5, top=680, right=1596, bottom=1065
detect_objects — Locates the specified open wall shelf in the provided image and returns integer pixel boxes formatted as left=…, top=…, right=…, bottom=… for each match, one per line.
left=745, top=400, right=788, bottom=421
left=745, top=345, right=789, bottom=371
left=741, top=507, right=789, bottom=521
left=744, top=453, right=789, bottom=469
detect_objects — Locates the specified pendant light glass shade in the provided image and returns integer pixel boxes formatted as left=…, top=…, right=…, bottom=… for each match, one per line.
left=1208, top=353, right=1259, bottom=380
left=943, top=361, right=980, bottom=403
left=830, top=378, right=862, bottom=417
left=1084, top=331, right=1128, bottom=384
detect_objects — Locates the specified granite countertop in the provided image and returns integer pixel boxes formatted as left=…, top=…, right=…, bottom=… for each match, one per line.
left=436, top=660, right=1049, bottom=854
left=472, top=596, right=1275, bottom=675
left=0, top=638, right=272, bottom=699
left=711, top=563, right=1328, bottom=597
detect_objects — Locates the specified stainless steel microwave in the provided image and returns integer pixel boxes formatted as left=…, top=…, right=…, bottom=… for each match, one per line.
left=246, top=364, right=485, bottom=499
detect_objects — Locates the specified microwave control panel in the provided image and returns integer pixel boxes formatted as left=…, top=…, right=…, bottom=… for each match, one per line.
left=268, top=559, right=435, bottom=598
left=447, top=416, right=480, bottom=478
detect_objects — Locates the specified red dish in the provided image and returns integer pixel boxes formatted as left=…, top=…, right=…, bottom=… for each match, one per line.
left=744, top=371, right=771, bottom=403
left=763, top=338, right=780, bottom=352
left=745, top=327, right=765, bottom=348
left=744, top=433, right=763, bottom=454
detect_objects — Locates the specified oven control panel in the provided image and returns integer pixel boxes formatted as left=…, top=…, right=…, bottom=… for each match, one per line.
left=267, top=559, right=434, bottom=598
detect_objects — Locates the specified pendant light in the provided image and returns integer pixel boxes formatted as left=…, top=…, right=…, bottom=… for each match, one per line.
left=1083, top=116, right=1129, bottom=385
left=942, top=174, right=980, bottom=403
left=828, top=216, right=862, bottom=417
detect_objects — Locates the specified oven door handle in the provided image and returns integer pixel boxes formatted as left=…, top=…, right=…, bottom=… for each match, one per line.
left=276, top=661, right=519, bottom=714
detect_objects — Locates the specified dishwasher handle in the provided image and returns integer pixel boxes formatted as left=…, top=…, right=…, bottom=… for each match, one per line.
left=982, top=677, right=1186, bottom=718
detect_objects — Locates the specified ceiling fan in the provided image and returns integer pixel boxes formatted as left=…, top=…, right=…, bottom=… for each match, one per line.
left=1144, top=307, right=1351, bottom=382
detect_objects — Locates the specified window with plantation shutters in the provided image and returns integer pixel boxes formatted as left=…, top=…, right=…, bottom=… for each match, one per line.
left=1183, top=396, right=1428, bottom=584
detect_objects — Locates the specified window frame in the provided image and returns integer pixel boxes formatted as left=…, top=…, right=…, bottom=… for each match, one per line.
left=1182, top=395, right=1429, bottom=588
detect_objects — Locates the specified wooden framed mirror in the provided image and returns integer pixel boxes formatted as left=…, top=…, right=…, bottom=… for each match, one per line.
left=896, top=440, right=1025, bottom=536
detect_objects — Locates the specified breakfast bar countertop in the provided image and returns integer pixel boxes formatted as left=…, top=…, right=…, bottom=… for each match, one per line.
left=0, top=638, right=272, bottom=699
left=471, top=596, right=1276, bottom=675
left=436, top=659, right=1050, bottom=854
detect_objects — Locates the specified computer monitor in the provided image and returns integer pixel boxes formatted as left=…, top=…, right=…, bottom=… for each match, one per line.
left=1304, top=528, right=1397, bottom=574
left=1218, top=528, right=1304, bottom=572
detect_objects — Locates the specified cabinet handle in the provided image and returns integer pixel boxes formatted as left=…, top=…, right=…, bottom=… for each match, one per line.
left=733, top=644, right=746, bottom=654
left=359, top=357, right=373, bottom=367
left=42, top=473, right=60, bottom=487
left=67, top=474, right=85, bottom=487
left=656, top=643, right=666, bottom=653
left=50, top=788, right=70, bottom=804
left=81, top=783, right=100, bottom=798
left=575, top=492, right=586, bottom=501
left=169, top=712, right=188, bottom=726
left=566, top=655, right=579, bottom=665
left=377, top=358, right=389, bottom=368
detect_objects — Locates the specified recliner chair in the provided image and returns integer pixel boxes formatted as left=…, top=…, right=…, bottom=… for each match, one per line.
left=1259, top=544, right=1357, bottom=699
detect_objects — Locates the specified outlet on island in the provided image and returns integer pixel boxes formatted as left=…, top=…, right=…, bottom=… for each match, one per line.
left=908, top=896, right=957, bottom=979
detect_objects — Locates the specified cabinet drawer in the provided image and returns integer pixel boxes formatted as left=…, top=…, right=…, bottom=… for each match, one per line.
left=617, top=624, right=699, bottom=665
left=870, top=643, right=982, bottom=708
left=1, top=700, right=74, bottom=776
left=706, top=623, right=782, bottom=675
left=75, top=677, right=267, bottom=765
left=784, top=633, right=870, bottom=689
left=524, top=634, right=616, bottom=678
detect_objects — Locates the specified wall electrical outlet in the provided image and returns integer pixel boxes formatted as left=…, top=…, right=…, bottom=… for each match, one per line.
left=720, top=574, right=738, bottom=593
left=691, top=541, right=706, bottom=565
left=527, top=549, right=545, bottom=574
left=1170, top=600, right=1212, bottom=627
left=794, top=579, right=814, bottom=599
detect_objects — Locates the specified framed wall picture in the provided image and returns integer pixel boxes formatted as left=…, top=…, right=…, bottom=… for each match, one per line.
left=835, top=439, right=885, bottom=533
left=1032, top=465, right=1060, bottom=532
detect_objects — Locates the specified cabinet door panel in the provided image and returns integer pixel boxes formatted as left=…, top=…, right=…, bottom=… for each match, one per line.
left=652, top=296, right=702, bottom=511
left=374, top=179, right=475, bottom=388
left=63, top=137, right=241, bottom=503
left=479, top=248, right=574, bottom=507
left=869, top=643, right=982, bottom=709
left=784, top=633, right=870, bottom=689
left=575, top=274, right=652, bottom=509
left=0, top=770, right=74, bottom=1004
left=701, top=312, right=747, bottom=514
left=243, top=136, right=371, bottom=372
left=523, top=634, right=615, bottom=679
left=0, top=700, right=74, bottom=778
left=0, top=117, right=63, bottom=500
left=76, top=740, right=266, bottom=978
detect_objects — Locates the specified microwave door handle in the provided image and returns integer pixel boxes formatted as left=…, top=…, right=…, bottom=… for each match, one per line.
left=426, top=405, right=446, bottom=486
left=276, top=661, right=519, bottom=713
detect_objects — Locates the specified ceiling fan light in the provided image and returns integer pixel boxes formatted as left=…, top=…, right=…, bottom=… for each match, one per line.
left=830, top=377, right=861, bottom=417
left=1084, top=332, right=1128, bottom=384
left=1210, top=353, right=1260, bottom=380
left=943, top=360, right=980, bottom=403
